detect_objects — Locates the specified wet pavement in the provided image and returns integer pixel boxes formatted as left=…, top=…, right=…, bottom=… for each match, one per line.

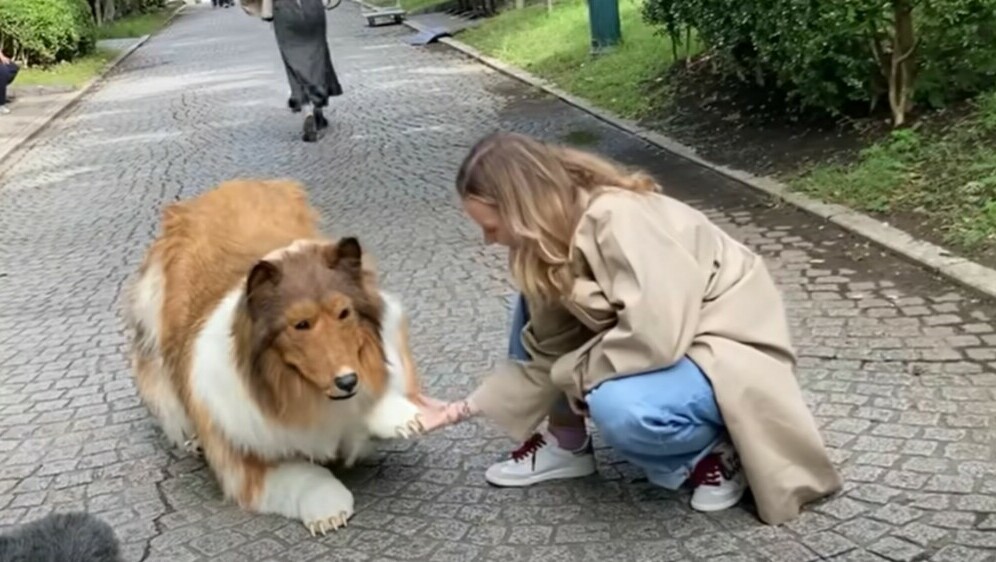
left=0, top=3, right=994, bottom=561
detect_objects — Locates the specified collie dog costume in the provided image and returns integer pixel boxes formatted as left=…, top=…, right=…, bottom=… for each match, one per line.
left=125, top=179, right=425, bottom=534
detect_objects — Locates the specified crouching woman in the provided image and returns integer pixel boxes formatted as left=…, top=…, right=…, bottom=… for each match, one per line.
left=418, top=131, right=842, bottom=525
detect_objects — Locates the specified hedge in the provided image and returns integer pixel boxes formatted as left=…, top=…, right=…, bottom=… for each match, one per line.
left=642, top=0, right=996, bottom=125
left=0, top=0, right=97, bottom=66
left=91, top=0, right=169, bottom=24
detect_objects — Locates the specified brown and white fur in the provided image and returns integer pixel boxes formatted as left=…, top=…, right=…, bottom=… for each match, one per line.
left=124, top=179, right=424, bottom=534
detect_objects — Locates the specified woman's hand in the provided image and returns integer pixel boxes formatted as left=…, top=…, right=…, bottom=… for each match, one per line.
left=417, top=402, right=458, bottom=433
left=410, top=394, right=479, bottom=433
left=411, top=393, right=449, bottom=410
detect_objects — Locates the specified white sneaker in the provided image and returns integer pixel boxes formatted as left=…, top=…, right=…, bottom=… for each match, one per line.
left=485, top=430, right=596, bottom=487
left=0, top=106, right=10, bottom=115
left=689, top=439, right=748, bottom=512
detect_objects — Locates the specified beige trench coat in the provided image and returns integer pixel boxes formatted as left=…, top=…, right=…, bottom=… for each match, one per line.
left=470, top=188, right=842, bottom=525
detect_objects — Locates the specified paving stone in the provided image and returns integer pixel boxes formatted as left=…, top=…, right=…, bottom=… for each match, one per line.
left=800, top=531, right=858, bottom=558
left=931, top=544, right=996, bottom=562
left=826, top=549, right=892, bottom=561
left=834, top=517, right=893, bottom=545
left=755, top=541, right=820, bottom=562
left=930, top=511, right=978, bottom=529
left=869, top=504, right=924, bottom=526
left=1, top=3, right=995, bottom=560
left=891, top=522, right=951, bottom=546
left=866, top=536, right=925, bottom=562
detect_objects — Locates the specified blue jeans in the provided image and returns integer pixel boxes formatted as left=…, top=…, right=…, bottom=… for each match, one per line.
left=508, top=294, right=725, bottom=489
left=0, top=61, right=19, bottom=106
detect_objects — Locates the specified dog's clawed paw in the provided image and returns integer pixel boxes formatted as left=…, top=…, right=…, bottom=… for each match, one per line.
left=395, top=416, right=424, bottom=439
left=183, top=435, right=203, bottom=456
left=306, top=512, right=351, bottom=535
left=299, top=478, right=354, bottom=535
left=366, top=394, right=424, bottom=440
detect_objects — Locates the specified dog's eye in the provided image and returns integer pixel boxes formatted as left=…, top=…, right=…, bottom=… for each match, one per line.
left=338, top=308, right=351, bottom=320
left=294, top=320, right=311, bottom=331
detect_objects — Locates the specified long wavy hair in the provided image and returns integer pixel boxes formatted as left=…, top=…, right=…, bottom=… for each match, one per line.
left=456, top=131, right=659, bottom=302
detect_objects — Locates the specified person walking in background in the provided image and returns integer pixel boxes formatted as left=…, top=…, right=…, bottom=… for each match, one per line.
left=0, top=48, right=19, bottom=115
left=242, top=0, right=343, bottom=142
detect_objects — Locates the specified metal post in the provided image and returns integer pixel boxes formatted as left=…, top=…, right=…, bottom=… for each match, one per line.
left=587, top=0, right=622, bottom=54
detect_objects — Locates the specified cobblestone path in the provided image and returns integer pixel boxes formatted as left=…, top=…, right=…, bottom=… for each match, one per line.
left=0, top=3, right=994, bottom=561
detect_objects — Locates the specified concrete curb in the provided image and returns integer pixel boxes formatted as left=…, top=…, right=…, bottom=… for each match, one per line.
left=365, top=1, right=996, bottom=301
left=0, top=3, right=187, bottom=175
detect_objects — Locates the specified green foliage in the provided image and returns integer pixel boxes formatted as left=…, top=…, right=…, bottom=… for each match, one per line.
left=461, top=0, right=688, bottom=118
left=96, top=6, right=172, bottom=39
left=16, top=46, right=116, bottom=88
left=915, top=0, right=996, bottom=108
left=641, top=0, right=996, bottom=115
left=0, top=0, right=96, bottom=66
left=117, top=0, right=168, bottom=17
left=793, top=91, right=996, bottom=249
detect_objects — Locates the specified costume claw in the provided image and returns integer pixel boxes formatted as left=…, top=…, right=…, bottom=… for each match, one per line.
left=305, top=512, right=352, bottom=537
left=395, top=417, right=424, bottom=439
left=183, top=436, right=202, bottom=455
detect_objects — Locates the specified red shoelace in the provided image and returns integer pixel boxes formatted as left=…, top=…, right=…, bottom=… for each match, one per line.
left=690, top=453, right=725, bottom=487
left=691, top=450, right=743, bottom=487
left=511, top=433, right=546, bottom=462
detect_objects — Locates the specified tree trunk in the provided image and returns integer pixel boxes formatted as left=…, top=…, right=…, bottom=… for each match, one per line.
left=88, top=0, right=100, bottom=25
left=889, top=0, right=916, bottom=126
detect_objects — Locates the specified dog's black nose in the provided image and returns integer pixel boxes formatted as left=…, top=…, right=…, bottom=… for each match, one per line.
left=334, top=372, right=358, bottom=392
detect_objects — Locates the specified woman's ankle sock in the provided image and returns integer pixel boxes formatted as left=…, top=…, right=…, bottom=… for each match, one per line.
left=548, top=424, right=589, bottom=451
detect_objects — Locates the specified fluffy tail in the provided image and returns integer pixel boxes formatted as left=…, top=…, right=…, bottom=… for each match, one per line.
left=124, top=256, right=195, bottom=450
left=124, top=258, right=165, bottom=362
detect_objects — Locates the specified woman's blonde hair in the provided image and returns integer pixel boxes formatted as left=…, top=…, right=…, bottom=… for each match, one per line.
left=456, top=131, right=659, bottom=302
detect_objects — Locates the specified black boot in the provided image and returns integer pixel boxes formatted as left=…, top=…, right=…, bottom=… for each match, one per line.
left=288, top=98, right=302, bottom=113
left=314, top=107, right=328, bottom=130
left=302, top=113, right=318, bottom=142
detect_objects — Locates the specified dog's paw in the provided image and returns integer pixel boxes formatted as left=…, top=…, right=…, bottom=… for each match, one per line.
left=300, top=479, right=354, bottom=535
left=396, top=415, right=424, bottom=439
left=305, top=511, right=351, bottom=535
left=365, top=393, right=424, bottom=440
left=183, top=435, right=203, bottom=456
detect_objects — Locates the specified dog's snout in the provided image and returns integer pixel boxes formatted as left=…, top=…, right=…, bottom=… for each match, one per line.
left=334, top=372, right=358, bottom=392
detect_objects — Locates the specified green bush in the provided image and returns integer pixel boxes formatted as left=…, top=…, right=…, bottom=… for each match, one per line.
left=88, top=0, right=169, bottom=27
left=116, top=0, right=168, bottom=17
left=642, top=0, right=996, bottom=118
left=0, top=0, right=96, bottom=66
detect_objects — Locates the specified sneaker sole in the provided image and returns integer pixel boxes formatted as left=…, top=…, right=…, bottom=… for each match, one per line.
left=485, top=463, right=596, bottom=488
left=690, top=486, right=747, bottom=512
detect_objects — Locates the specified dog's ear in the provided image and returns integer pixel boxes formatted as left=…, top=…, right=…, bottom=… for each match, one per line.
left=337, top=237, right=362, bottom=268
left=246, top=260, right=281, bottom=318
left=248, top=260, right=281, bottom=293
left=323, top=237, right=363, bottom=277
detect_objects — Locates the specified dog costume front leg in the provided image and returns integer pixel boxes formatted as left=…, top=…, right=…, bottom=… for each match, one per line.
left=198, top=426, right=354, bottom=533
left=255, top=461, right=355, bottom=534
